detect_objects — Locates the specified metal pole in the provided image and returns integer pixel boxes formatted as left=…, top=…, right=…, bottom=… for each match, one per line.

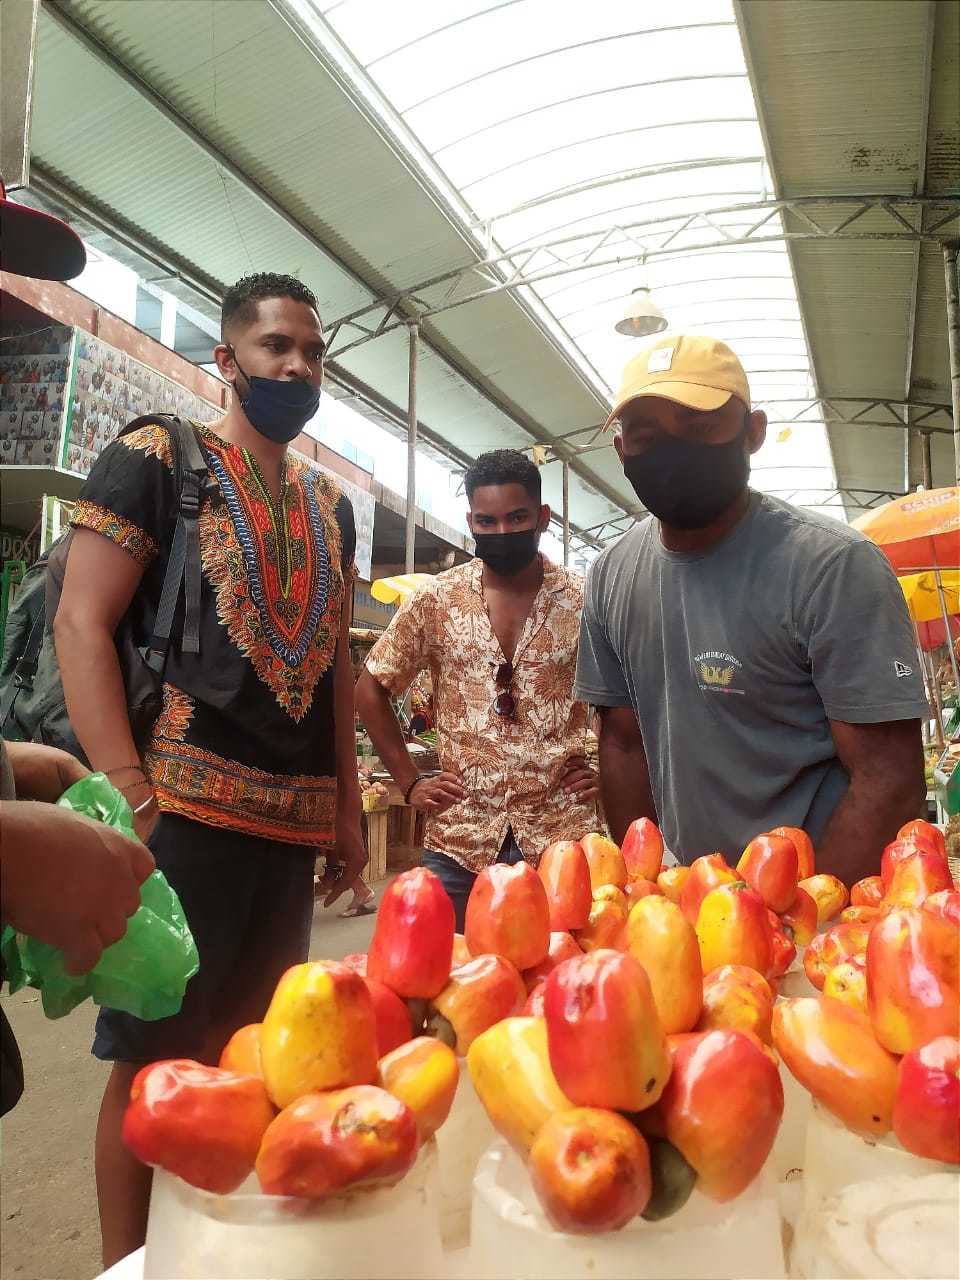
left=405, top=321, right=419, bottom=575
left=943, top=241, right=960, bottom=483
left=920, top=431, right=933, bottom=489
left=933, top=560, right=960, bottom=695
left=562, top=460, right=570, bottom=567
left=925, top=648, right=946, bottom=750
left=911, top=612, right=938, bottom=748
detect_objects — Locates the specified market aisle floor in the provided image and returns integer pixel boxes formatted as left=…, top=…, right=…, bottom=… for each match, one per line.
left=1, top=886, right=387, bottom=1280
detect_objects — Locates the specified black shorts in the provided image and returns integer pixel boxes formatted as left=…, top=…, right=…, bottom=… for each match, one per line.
left=93, top=812, right=315, bottom=1064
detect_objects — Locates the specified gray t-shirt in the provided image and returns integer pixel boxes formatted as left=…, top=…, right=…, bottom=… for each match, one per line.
left=575, top=492, right=928, bottom=864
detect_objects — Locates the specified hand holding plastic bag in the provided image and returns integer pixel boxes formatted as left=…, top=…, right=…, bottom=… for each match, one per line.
left=2, top=773, right=198, bottom=1020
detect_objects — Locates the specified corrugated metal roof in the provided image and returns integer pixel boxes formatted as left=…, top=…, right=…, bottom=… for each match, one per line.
left=739, top=0, right=959, bottom=512
left=739, top=1, right=931, bottom=196
left=30, top=0, right=631, bottom=540
left=23, top=0, right=960, bottom=534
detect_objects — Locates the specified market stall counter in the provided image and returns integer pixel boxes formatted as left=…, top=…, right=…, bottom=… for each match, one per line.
left=94, top=814, right=958, bottom=1280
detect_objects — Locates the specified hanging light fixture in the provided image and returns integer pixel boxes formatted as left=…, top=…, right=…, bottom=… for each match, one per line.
left=614, top=286, right=668, bottom=338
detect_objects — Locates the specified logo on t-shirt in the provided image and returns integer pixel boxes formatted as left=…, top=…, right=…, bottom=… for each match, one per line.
left=695, top=651, right=745, bottom=696
left=894, top=660, right=914, bottom=679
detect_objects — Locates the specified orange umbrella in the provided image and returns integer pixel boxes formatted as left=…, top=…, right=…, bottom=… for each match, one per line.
left=853, top=487, right=959, bottom=574
left=856, top=487, right=960, bottom=698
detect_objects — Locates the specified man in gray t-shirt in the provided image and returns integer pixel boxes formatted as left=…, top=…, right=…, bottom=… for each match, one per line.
left=575, top=334, right=927, bottom=884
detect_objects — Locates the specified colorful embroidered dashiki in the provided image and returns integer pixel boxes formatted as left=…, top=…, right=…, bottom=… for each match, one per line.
left=71, top=420, right=355, bottom=846
left=365, top=557, right=597, bottom=872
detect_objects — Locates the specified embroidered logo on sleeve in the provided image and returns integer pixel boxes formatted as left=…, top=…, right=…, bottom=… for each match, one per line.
left=894, top=660, right=914, bottom=678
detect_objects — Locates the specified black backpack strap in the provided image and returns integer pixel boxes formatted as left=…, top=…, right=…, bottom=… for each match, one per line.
left=173, top=419, right=206, bottom=655
left=120, top=414, right=208, bottom=665
left=0, top=607, right=44, bottom=729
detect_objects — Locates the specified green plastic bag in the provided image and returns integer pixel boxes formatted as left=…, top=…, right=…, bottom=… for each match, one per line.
left=1, top=774, right=199, bottom=1020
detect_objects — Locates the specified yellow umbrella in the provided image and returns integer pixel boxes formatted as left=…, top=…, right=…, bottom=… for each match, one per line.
left=370, top=573, right=433, bottom=605
left=899, top=571, right=960, bottom=623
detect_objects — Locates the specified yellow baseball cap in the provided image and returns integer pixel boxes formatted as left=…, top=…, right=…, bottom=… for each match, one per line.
left=604, top=334, right=751, bottom=430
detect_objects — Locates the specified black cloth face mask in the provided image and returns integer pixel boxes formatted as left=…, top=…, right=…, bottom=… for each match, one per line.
left=229, top=350, right=321, bottom=445
left=622, top=421, right=750, bottom=530
left=473, top=528, right=541, bottom=575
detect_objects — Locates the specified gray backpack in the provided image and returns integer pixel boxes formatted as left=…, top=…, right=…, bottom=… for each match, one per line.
left=0, top=415, right=208, bottom=760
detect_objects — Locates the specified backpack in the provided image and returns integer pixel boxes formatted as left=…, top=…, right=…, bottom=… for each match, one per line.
left=0, top=415, right=209, bottom=760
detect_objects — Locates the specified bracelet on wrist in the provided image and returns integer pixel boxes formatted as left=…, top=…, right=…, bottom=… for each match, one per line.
left=402, top=775, right=423, bottom=804
left=106, top=765, right=146, bottom=782
left=118, top=778, right=151, bottom=795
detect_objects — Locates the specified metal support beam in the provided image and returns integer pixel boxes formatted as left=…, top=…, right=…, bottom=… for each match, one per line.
left=920, top=431, right=934, bottom=489
left=900, top=2, right=937, bottom=493
left=0, top=0, right=39, bottom=187
left=733, top=0, right=839, bottom=514
left=38, top=0, right=634, bottom=531
left=943, top=242, right=960, bottom=484
left=405, top=321, right=419, bottom=574
left=325, top=196, right=960, bottom=359
left=562, top=461, right=570, bottom=568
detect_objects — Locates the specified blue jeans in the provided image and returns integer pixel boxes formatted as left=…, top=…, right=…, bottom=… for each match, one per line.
left=422, top=830, right=525, bottom=932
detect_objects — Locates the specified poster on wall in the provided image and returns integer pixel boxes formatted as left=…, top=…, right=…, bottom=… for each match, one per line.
left=1, top=525, right=41, bottom=568
left=39, top=494, right=73, bottom=555
left=64, top=332, right=221, bottom=477
left=0, top=326, right=73, bottom=467
left=0, top=326, right=222, bottom=479
left=327, top=472, right=376, bottom=581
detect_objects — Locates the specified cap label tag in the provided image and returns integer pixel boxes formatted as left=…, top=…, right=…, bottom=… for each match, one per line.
left=647, top=346, right=675, bottom=373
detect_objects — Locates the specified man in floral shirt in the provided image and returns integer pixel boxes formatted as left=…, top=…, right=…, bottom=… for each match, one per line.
left=356, top=449, right=598, bottom=927
left=55, top=274, right=364, bottom=1265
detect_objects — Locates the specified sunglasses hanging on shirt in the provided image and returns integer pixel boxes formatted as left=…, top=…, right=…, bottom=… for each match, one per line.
left=493, top=660, right=516, bottom=719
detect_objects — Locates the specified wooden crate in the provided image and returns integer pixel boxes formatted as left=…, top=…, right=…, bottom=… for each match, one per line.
left=365, top=805, right=390, bottom=882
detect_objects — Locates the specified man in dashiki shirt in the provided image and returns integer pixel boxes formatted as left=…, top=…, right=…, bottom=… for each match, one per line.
left=357, top=449, right=600, bottom=929
left=55, top=274, right=365, bottom=1267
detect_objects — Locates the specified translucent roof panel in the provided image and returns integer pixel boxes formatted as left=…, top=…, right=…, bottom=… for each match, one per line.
left=319, top=0, right=840, bottom=520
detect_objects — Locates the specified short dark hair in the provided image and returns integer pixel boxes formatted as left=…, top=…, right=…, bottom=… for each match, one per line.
left=221, top=273, right=321, bottom=339
left=464, top=448, right=541, bottom=504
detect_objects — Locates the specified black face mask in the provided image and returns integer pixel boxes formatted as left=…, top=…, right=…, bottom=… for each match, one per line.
left=473, top=528, right=541, bottom=576
left=229, top=350, right=321, bottom=445
left=622, top=422, right=750, bottom=529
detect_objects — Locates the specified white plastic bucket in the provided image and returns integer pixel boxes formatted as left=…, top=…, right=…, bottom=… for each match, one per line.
left=802, top=1100, right=957, bottom=1217
left=468, top=1139, right=786, bottom=1280
left=143, top=1140, right=441, bottom=1280
left=791, top=1173, right=960, bottom=1280
left=772, top=1057, right=813, bottom=1182
left=434, top=1068, right=495, bottom=1250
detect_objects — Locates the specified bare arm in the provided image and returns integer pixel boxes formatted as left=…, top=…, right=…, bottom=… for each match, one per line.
left=355, top=669, right=418, bottom=794
left=815, top=718, right=925, bottom=885
left=317, top=582, right=368, bottom=906
left=333, top=584, right=363, bottom=835
left=53, top=529, right=154, bottom=834
left=596, top=705, right=657, bottom=846
left=355, top=669, right=466, bottom=813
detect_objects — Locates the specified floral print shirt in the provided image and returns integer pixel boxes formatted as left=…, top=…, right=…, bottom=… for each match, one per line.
left=71, top=420, right=355, bottom=847
left=365, top=557, right=597, bottom=872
